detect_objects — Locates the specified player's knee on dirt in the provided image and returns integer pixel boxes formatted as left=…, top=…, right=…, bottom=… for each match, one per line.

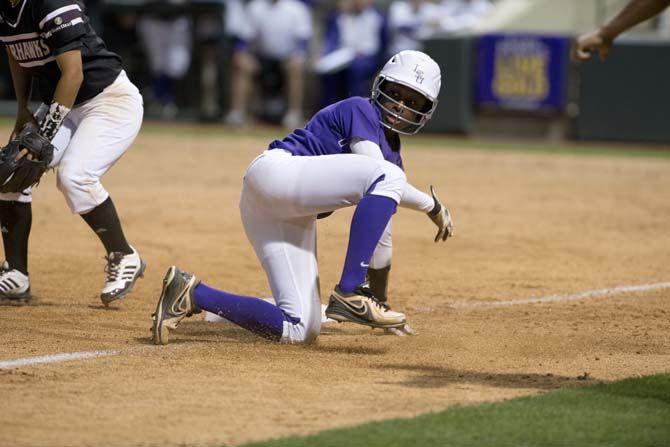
left=56, top=168, right=108, bottom=214
left=282, top=313, right=321, bottom=344
left=367, top=162, right=407, bottom=204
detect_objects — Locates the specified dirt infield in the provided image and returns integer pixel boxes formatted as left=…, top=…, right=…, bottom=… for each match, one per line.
left=1, top=123, right=669, bottom=447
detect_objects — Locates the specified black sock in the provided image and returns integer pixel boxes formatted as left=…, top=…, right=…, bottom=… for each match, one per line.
left=367, top=265, right=391, bottom=303
left=0, top=200, right=32, bottom=275
left=81, top=197, right=132, bottom=255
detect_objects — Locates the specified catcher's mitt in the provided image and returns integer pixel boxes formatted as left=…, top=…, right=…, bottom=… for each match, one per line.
left=0, top=128, right=54, bottom=193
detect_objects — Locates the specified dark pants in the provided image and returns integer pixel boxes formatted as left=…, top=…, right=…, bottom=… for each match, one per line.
left=321, top=55, right=379, bottom=107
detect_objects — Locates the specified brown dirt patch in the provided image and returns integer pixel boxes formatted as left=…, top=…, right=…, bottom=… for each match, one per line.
left=1, top=123, right=669, bottom=446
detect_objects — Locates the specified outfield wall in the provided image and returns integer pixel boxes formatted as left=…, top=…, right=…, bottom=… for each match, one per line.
left=424, top=34, right=670, bottom=144
left=568, top=38, right=670, bottom=143
left=1, top=1, right=669, bottom=144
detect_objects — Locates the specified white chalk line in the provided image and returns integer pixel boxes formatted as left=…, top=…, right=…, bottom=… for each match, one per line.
left=448, top=281, right=670, bottom=308
left=1, top=281, right=668, bottom=370
left=0, top=350, right=119, bottom=370
left=0, top=345, right=164, bottom=370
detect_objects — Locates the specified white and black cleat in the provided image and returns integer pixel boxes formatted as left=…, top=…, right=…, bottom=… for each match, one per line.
left=101, top=247, right=146, bottom=306
left=0, top=267, right=32, bottom=305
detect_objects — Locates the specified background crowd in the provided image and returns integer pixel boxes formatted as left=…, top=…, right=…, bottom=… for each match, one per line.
left=225, top=0, right=490, bottom=128
left=80, top=0, right=495, bottom=126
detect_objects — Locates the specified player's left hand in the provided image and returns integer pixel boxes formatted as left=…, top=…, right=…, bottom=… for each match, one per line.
left=0, top=127, right=55, bottom=193
left=574, top=29, right=613, bottom=62
left=427, top=185, right=454, bottom=242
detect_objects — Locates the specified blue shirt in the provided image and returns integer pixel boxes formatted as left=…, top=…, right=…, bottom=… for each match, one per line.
left=269, top=97, right=403, bottom=169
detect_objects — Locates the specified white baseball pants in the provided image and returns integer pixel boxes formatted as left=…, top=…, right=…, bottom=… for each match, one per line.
left=239, top=149, right=406, bottom=343
left=0, top=71, right=144, bottom=214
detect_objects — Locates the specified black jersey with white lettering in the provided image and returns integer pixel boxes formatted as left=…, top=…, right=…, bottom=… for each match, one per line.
left=0, top=0, right=122, bottom=105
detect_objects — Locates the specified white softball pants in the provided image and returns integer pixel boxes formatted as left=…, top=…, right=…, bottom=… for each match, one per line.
left=0, top=71, right=144, bottom=214
left=239, top=149, right=406, bottom=343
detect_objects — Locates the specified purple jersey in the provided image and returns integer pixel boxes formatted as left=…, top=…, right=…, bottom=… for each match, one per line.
left=269, top=97, right=403, bottom=169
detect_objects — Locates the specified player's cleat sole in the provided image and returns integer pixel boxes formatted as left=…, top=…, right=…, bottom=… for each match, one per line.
left=151, top=266, right=200, bottom=345
left=325, top=285, right=406, bottom=329
left=0, top=268, right=32, bottom=305
left=0, top=288, right=32, bottom=306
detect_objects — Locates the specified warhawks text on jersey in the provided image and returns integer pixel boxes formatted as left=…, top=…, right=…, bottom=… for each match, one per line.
left=0, top=0, right=122, bottom=105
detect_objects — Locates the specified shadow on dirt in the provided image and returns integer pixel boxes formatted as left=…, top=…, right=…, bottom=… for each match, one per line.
left=87, top=304, right=122, bottom=311
left=137, top=322, right=273, bottom=345
left=134, top=335, right=224, bottom=345
left=307, top=344, right=389, bottom=356
left=374, top=363, right=594, bottom=390
left=0, top=298, right=64, bottom=307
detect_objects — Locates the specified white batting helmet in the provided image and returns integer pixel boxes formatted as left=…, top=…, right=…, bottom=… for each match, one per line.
left=371, top=50, right=442, bottom=135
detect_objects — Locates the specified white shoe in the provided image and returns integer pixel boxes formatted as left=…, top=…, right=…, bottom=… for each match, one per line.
left=101, top=247, right=146, bottom=305
left=281, top=110, right=304, bottom=130
left=161, top=103, right=179, bottom=120
left=0, top=268, right=31, bottom=303
left=223, top=110, right=246, bottom=127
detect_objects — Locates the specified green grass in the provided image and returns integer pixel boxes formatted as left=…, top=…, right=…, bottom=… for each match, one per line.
left=242, top=374, right=670, bottom=447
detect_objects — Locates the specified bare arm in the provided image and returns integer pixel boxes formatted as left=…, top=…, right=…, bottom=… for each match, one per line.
left=602, top=0, right=670, bottom=40
left=38, top=49, right=83, bottom=140
left=6, top=49, right=36, bottom=141
left=52, top=49, right=84, bottom=109
left=575, top=0, right=670, bottom=60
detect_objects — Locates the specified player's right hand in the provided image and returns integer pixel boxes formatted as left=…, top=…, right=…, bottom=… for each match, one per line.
left=574, top=29, right=613, bottom=62
left=427, top=185, right=454, bottom=242
left=10, top=109, right=38, bottom=143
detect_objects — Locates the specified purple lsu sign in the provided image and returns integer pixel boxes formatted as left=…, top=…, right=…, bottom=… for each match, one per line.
left=476, top=34, right=570, bottom=112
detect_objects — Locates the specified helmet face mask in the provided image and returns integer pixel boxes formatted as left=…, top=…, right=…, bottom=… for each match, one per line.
left=371, top=50, right=441, bottom=136
left=373, top=79, right=436, bottom=135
